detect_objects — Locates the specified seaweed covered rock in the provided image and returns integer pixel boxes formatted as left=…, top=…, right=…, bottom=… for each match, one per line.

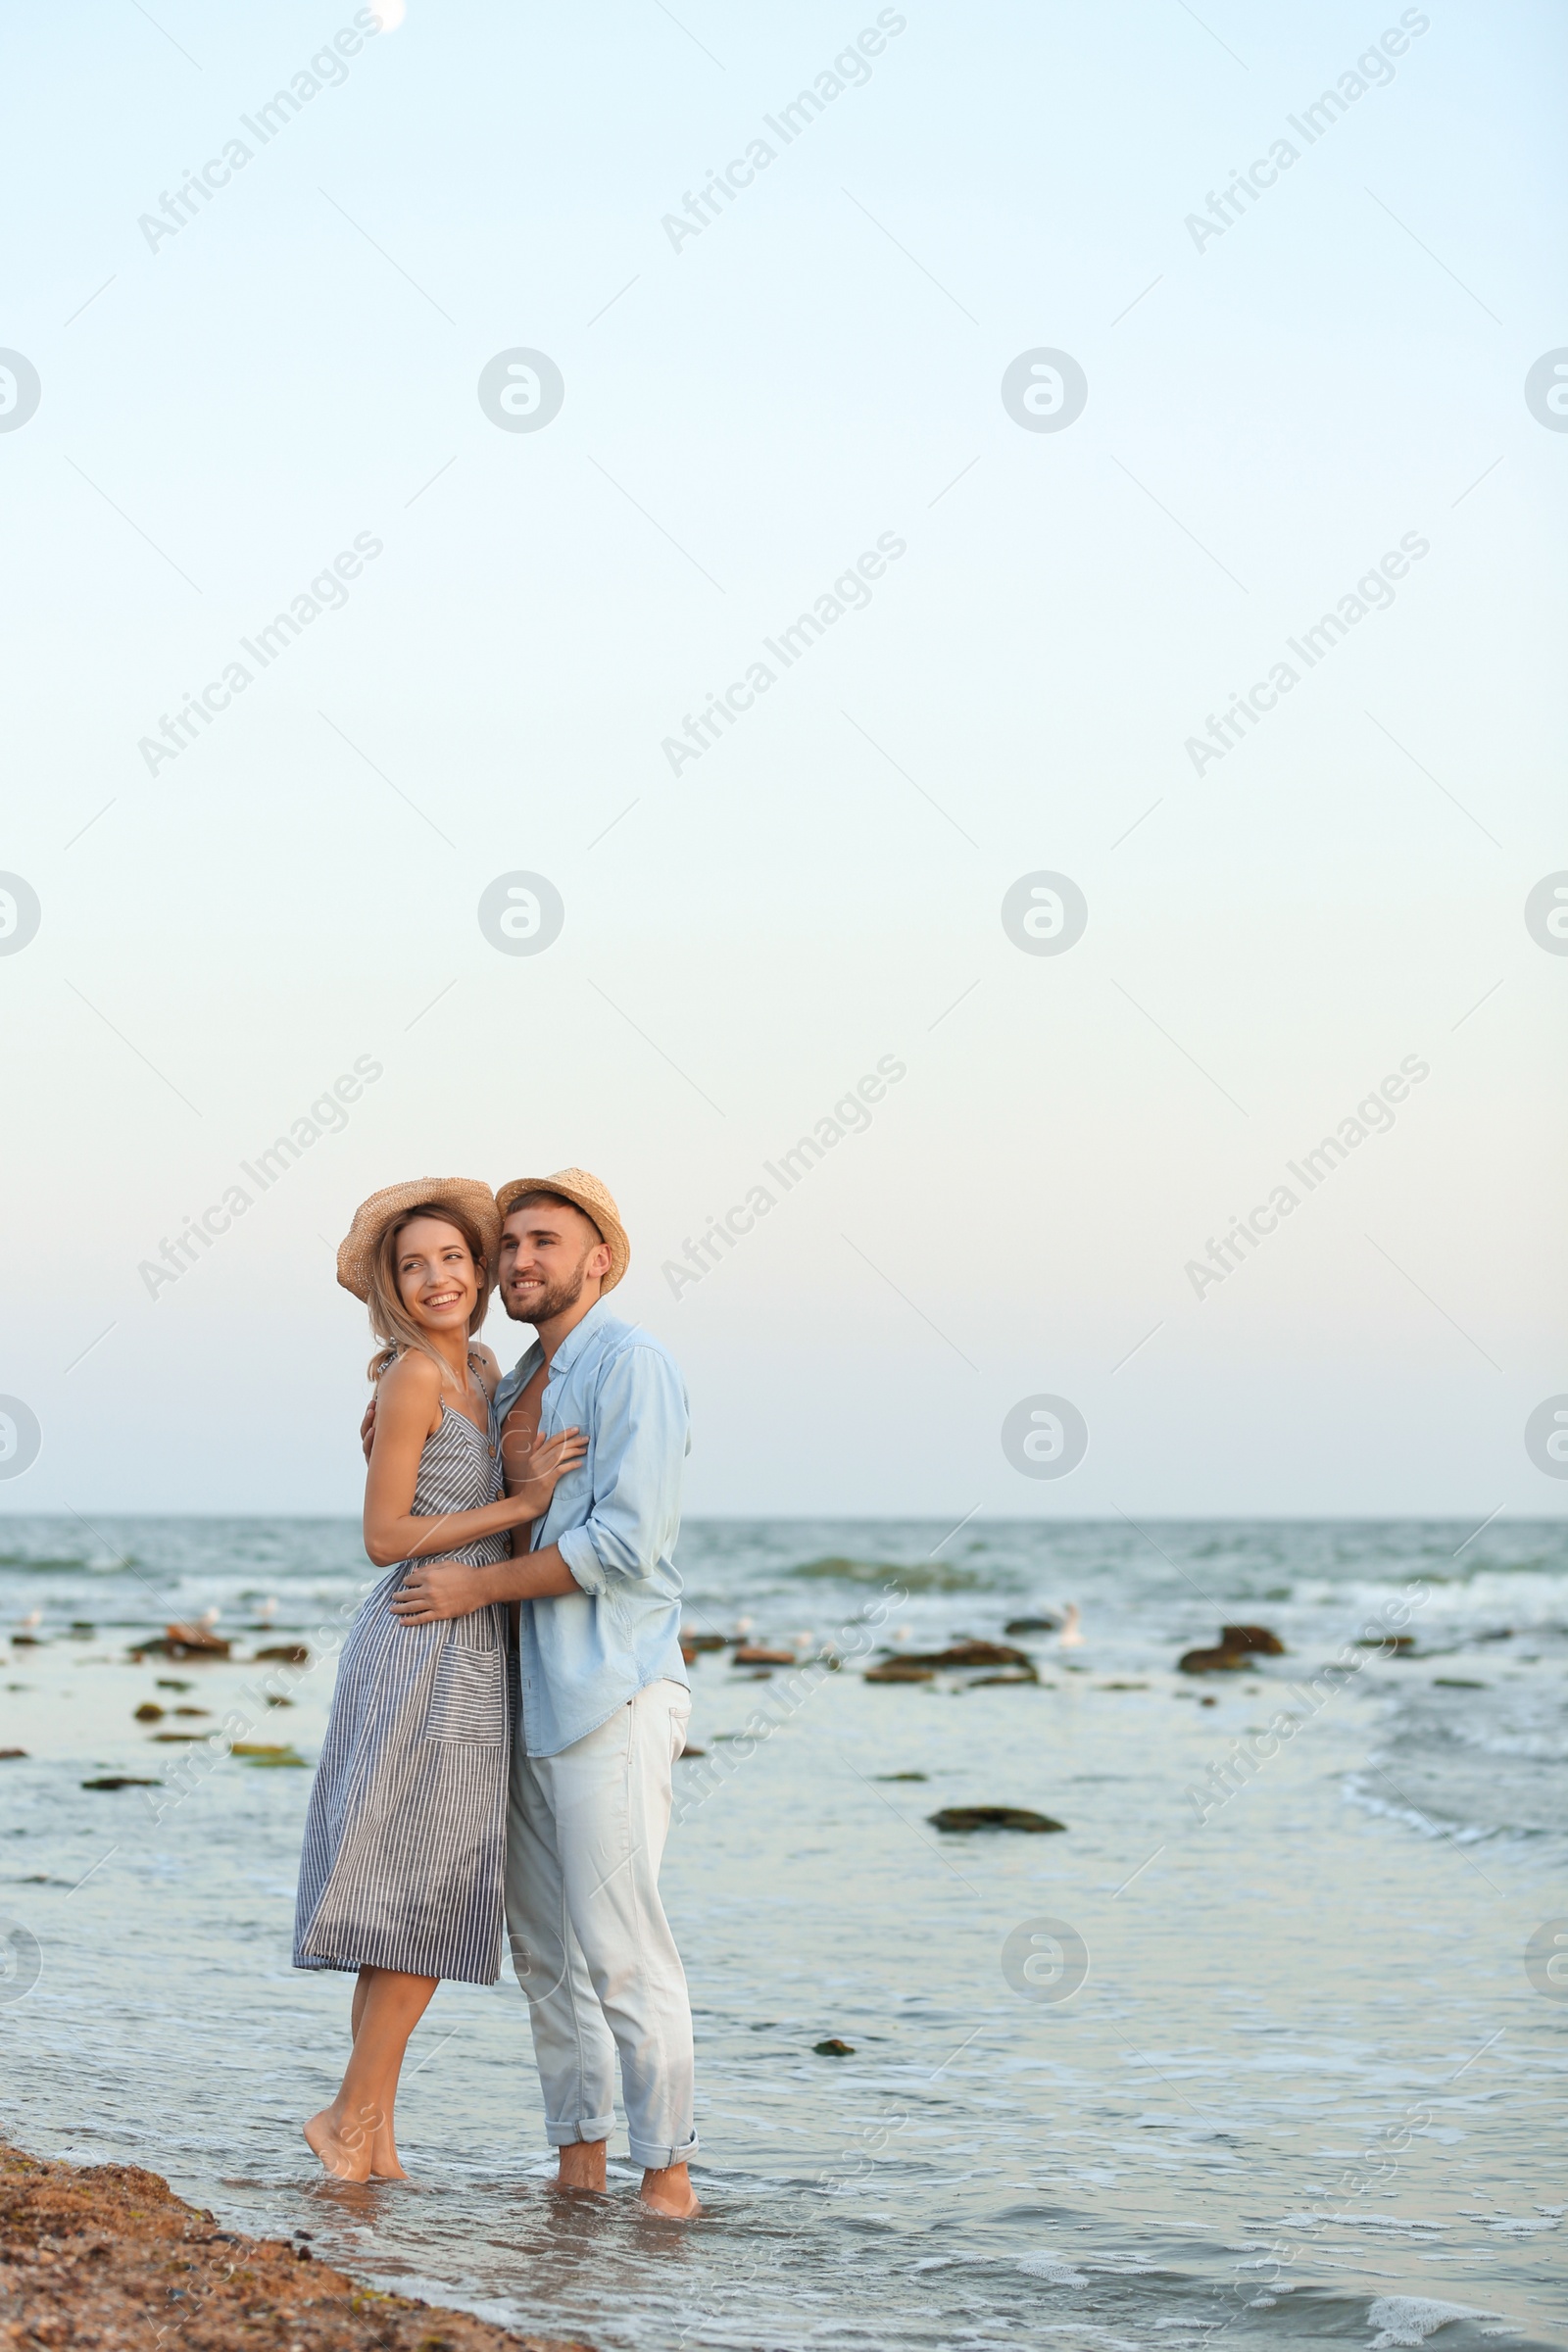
left=1179, top=1623, right=1286, bottom=1673
left=0, top=2139, right=594, bottom=2352
left=1220, top=1624, right=1286, bottom=1655
left=927, top=1805, right=1064, bottom=1834
left=898, top=1640, right=1033, bottom=1670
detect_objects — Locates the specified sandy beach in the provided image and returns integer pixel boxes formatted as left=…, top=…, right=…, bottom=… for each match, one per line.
left=0, top=2140, right=591, bottom=2352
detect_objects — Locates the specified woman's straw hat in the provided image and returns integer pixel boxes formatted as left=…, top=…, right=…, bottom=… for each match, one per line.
left=494, top=1166, right=629, bottom=1295
left=336, top=1179, right=502, bottom=1302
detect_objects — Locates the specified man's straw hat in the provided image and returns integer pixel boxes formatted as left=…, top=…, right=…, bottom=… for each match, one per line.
left=494, top=1167, right=629, bottom=1295
left=336, top=1179, right=502, bottom=1302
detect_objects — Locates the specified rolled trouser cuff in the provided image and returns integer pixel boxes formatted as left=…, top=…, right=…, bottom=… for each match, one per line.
left=628, top=2128, right=699, bottom=2170
left=546, top=2113, right=616, bottom=2147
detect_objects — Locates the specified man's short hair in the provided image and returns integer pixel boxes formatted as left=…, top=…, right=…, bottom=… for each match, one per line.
left=506, top=1188, right=605, bottom=1242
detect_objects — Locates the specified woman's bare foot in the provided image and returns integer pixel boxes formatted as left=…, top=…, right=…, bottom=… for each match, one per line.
left=368, top=2117, right=407, bottom=2180
left=639, top=2162, right=701, bottom=2219
left=303, top=2108, right=373, bottom=2183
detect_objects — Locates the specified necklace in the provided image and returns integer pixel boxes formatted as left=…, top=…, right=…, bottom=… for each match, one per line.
left=462, top=1358, right=496, bottom=1455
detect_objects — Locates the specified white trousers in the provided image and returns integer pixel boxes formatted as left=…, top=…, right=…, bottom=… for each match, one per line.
left=505, top=1678, right=697, bottom=2170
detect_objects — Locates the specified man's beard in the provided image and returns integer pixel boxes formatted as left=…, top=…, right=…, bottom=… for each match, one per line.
left=503, top=1263, right=585, bottom=1325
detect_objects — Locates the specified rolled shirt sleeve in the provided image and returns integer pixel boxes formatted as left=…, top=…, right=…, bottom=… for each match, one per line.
left=556, top=1347, right=690, bottom=1599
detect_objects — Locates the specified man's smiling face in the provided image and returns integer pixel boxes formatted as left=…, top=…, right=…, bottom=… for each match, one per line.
left=498, top=1195, right=611, bottom=1325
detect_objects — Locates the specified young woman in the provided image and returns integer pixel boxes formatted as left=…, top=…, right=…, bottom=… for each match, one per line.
left=294, top=1178, right=585, bottom=2183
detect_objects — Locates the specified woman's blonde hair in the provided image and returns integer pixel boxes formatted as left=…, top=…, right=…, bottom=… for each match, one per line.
left=365, top=1200, right=491, bottom=1385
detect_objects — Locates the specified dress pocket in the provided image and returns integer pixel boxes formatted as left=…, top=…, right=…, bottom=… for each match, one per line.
left=424, top=1629, right=506, bottom=1744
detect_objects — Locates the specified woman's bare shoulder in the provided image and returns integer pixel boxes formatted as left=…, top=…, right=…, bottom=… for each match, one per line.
left=376, top=1350, right=443, bottom=1408
left=469, top=1344, right=503, bottom=1397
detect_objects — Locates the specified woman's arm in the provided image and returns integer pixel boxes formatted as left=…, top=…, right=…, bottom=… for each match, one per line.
left=390, top=1411, right=589, bottom=1623
left=362, top=1353, right=537, bottom=1570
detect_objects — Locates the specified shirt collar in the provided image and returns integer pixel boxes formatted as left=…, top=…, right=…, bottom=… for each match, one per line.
left=545, top=1293, right=616, bottom=1383
left=504, top=1336, right=544, bottom=1397
left=504, top=1296, right=619, bottom=1399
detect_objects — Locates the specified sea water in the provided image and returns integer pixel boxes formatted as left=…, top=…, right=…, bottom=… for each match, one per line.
left=1, top=1514, right=1564, bottom=2351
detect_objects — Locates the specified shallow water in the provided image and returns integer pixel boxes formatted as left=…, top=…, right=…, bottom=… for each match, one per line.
left=1, top=1515, right=1565, bottom=2350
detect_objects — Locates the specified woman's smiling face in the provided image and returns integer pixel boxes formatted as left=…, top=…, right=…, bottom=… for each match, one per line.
left=394, top=1215, right=480, bottom=1334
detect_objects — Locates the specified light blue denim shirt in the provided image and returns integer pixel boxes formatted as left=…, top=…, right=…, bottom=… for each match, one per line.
left=492, top=1299, right=690, bottom=1757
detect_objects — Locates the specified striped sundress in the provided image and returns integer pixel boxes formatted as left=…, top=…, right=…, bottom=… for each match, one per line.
left=293, top=1396, right=512, bottom=1984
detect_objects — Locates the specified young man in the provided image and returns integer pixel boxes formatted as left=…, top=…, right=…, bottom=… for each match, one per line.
left=389, top=1169, right=699, bottom=2218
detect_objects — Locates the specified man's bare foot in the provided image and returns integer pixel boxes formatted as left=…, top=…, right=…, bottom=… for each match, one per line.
left=554, top=2140, right=608, bottom=2195
left=303, top=2109, right=372, bottom=2183
left=639, top=2161, right=701, bottom=2219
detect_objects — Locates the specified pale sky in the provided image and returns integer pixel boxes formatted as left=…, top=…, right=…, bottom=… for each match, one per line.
left=1, top=0, right=1564, bottom=1519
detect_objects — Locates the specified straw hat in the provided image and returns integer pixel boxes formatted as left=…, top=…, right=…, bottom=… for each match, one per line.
left=336, top=1178, right=502, bottom=1302
left=494, top=1166, right=629, bottom=1295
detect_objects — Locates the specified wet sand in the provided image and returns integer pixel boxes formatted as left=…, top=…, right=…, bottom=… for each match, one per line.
left=0, top=2141, right=593, bottom=2352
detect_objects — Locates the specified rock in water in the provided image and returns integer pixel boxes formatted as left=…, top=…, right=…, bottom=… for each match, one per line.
left=1220, top=1624, right=1285, bottom=1655
left=681, top=1631, right=728, bottom=1652
left=863, top=1660, right=936, bottom=1684
left=1004, top=1615, right=1059, bottom=1635
left=813, top=2037, right=855, bottom=2056
left=927, top=1805, right=1065, bottom=1834
left=1179, top=1621, right=1287, bottom=1673
left=732, top=1644, right=797, bottom=1666
left=898, top=1640, right=1034, bottom=1670
left=143, top=1624, right=231, bottom=1660
left=253, top=1642, right=308, bottom=1664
